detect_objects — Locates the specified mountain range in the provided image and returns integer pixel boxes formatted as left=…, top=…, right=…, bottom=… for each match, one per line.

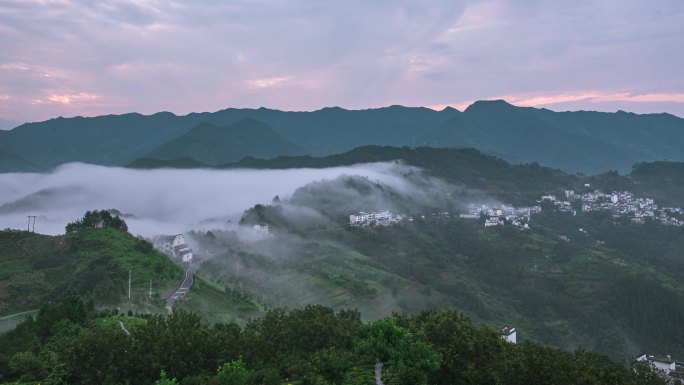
left=1, top=100, right=684, bottom=174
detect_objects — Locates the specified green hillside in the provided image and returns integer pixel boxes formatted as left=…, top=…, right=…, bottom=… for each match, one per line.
left=187, top=172, right=684, bottom=360
left=145, top=119, right=304, bottom=165
left=0, top=226, right=182, bottom=317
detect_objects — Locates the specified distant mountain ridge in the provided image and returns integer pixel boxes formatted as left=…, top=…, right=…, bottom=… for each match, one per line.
left=2, top=100, right=684, bottom=174
left=0, top=143, right=40, bottom=173
left=145, top=118, right=304, bottom=165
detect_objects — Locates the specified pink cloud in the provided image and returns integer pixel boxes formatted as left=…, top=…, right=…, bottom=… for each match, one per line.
left=430, top=91, right=684, bottom=112
left=503, top=91, right=684, bottom=106
left=245, top=76, right=293, bottom=89
left=46, top=92, right=100, bottom=105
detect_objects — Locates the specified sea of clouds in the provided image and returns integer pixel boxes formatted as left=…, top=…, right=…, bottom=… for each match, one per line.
left=0, top=162, right=420, bottom=236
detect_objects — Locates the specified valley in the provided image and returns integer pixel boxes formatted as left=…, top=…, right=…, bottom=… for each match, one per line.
left=2, top=149, right=683, bottom=364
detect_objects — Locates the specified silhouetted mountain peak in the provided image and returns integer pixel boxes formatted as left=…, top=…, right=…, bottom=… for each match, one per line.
left=318, top=106, right=347, bottom=112
left=440, top=106, right=460, bottom=112
left=464, top=99, right=515, bottom=113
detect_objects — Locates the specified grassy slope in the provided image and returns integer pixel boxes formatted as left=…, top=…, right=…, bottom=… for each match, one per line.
left=174, top=275, right=262, bottom=326
left=0, top=228, right=183, bottom=316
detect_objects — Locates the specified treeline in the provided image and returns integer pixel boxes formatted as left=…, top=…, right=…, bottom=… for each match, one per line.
left=0, top=293, right=670, bottom=385
left=65, top=210, right=128, bottom=234
left=225, top=146, right=684, bottom=206
left=222, top=146, right=581, bottom=205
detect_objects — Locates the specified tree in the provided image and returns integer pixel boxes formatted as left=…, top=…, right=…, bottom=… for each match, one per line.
left=355, top=318, right=441, bottom=385
left=129, top=309, right=217, bottom=383
left=64, top=320, right=130, bottom=384
left=8, top=351, right=46, bottom=382
left=312, top=348, right=352, bottom=385
left=154, top=370, right=178, bottom=385
left=217, top=359, right=248, bottom=385
left=36, top=291, right=89, bottom=339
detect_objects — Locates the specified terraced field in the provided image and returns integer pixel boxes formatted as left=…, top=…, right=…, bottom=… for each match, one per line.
left=175, top=276, right=262, bottom=325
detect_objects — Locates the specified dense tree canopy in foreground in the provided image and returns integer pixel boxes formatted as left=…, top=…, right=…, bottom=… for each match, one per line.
left=0, top=293, right=672, bottom=385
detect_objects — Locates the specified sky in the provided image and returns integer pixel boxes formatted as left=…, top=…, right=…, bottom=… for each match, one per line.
left=0, top=0, right=683, bottom=124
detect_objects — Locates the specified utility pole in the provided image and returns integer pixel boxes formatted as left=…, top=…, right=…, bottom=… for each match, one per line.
left=149, top=279, right=152, bottom=299
left=26, top=216, right=36, bottom=232
left=128, top=270, right=132, bottom=299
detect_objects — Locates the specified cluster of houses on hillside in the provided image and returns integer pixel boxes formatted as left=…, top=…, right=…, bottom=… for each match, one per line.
left=349, top=210, right=405, bottom=227
left=152, top=234, right=194, bottom=263
left=349, top=205, right=541, bottom=229
left=542, top=190, right=684, bottom=226
left=459, top=203, right=542, bottom=228
left=347, top=189, right=683, bottom=230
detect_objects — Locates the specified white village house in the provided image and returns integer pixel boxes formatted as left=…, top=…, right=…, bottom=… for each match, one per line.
left=636, top=354, right=676, bottom=375
left=153, top=234, right=185, bottom=254
left=252, top=224, right=270, bottom=235
left=153, top=234, right=193, bottom=262
left=499, top=326, right=517, bottom=344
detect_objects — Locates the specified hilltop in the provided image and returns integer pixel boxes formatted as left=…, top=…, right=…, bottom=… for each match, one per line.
left=0, top=225, right=182, bottom=317
left=3, top=101, right=684, bottom=173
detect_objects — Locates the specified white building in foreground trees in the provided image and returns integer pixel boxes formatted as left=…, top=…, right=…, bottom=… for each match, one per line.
left=499, top=326, right=517, bottom=344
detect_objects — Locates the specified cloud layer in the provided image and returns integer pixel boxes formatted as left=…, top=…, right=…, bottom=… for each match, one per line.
left=1, top=0, right=683, bottom=123
left=0, top=162, right=415, bottom=236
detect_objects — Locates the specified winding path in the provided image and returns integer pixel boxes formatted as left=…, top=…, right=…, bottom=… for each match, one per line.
left=165, top=263, right=199, bottom=313
left=118, top=320, right=130, bottom=335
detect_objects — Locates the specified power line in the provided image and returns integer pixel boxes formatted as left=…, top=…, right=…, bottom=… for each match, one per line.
left=26, top=216, right=36, bottom=233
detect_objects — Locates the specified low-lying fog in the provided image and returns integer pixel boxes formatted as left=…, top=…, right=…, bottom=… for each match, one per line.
left=0, top=162, right=426, bottom=236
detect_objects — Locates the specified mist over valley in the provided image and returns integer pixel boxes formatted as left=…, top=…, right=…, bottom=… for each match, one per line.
left=0, top=162, right=427, bottom=236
